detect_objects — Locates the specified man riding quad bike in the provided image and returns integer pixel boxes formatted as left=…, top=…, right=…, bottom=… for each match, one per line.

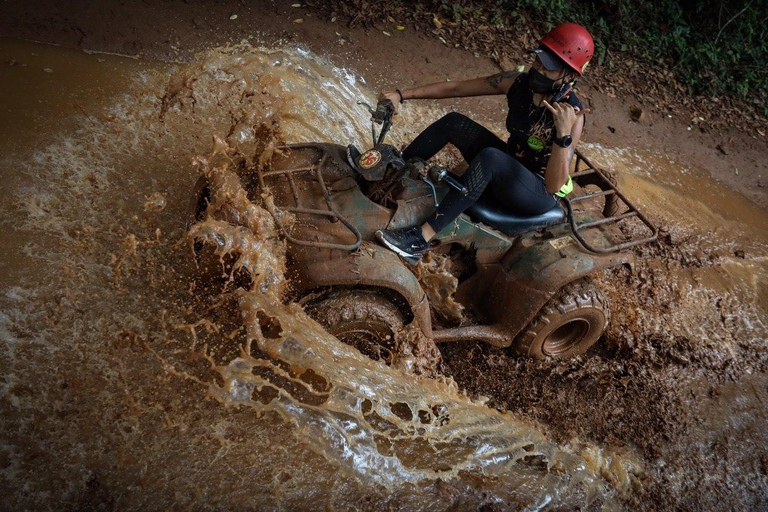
left=188, top=96, right=656, bottom=365
left=188, top=23, right=657, bottom=365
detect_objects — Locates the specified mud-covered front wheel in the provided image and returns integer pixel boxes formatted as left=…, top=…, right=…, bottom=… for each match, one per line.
left=512, top=277, right=609, bottom=359
left=304, top=289, right=404, bottom=365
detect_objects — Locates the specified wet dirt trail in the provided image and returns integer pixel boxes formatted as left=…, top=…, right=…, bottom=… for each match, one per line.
left=1, top=38, right=767, bottom=510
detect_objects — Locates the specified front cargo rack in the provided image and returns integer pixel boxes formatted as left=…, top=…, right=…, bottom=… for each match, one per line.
left=258, top=143, right=362, bottom=251
left=562, top=149, right=658, bottom=253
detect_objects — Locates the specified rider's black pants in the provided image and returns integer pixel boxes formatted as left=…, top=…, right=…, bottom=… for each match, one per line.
left=403, top=112, right=557, bottom=233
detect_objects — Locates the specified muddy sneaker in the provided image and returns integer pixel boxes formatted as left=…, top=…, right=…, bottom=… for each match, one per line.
left=375, top=226, right=429, bottom=261
left=346, top=144, right=362, bottom=171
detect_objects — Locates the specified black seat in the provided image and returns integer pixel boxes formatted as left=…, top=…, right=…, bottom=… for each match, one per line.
left=465, top=192, right=566, bottom=237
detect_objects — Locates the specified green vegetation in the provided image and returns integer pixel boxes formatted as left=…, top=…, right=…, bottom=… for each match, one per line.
left=440, top=0, right=767, bottom=106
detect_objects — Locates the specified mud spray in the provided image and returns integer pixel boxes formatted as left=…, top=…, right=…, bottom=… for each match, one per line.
left=1, top=40, right=767, bottom=510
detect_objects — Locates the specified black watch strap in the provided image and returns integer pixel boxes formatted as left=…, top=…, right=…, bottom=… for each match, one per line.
left=553, top=134, right=572, bottom=148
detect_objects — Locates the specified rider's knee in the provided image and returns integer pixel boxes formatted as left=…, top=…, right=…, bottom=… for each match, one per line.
left=440, top=111, right=469, bottom=125
left=476, top=146, right=506, bottom=164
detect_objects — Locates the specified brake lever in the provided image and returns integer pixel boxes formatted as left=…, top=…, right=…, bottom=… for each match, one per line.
left=357, top=100, right=376, bottom=115
left=357, top=99, right=395, bottom=146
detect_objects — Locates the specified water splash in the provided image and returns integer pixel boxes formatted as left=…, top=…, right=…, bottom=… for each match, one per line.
left=0, top=43, right=617, bottom=509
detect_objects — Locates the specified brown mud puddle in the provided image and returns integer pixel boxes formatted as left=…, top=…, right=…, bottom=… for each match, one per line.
left=1, top=39, right=767, bottom=510
left=442, top=144, right=768, bottom=509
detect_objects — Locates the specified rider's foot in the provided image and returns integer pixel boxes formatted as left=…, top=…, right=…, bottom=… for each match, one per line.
left=375, top=227, right=429, bottom=261
left=346, top=144, right=362, bottom=170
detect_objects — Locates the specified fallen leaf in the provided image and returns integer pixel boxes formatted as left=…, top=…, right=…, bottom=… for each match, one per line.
left=396, top=25, right=405, bottom=30
left=293, top=18, right=303, bottom=23
left=629, top=105, right=644, bottom=122
left=331, top=16, right=336, bottom=22
left=382, top=31, right=391, bottom=36
left=433, top=17, right=442, bottom=29
left=229, top=14, right=237, bottom=20
left=43, top=68, right=53, bottom=73
left=734, top=168, right=739, bottom=175
left=516, top=64, right=525, bottom=72
left=292, top=3, right=301, bottom=6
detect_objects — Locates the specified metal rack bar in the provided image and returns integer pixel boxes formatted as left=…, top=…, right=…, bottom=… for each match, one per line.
left=571, top=168, right=597, bottom=178
left=257, top=144, right=362, bottom=251
left=578, top=211, right=637, bottom=229
left=287, top=172, right=301, bottom=206
left=563, top=149, right=659, bottom=253
left=569, top=189, right=616, bottom=203
left=261, top=166, right=316, bottom=177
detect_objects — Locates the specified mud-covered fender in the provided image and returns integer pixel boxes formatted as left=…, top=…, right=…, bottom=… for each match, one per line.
left=489, top=229, right=633, bottom=340
left=291, top=243, right=432, bottom=339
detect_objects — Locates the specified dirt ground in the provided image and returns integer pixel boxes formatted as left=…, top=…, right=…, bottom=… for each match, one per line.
left=2, top=1, right=768, bottom=510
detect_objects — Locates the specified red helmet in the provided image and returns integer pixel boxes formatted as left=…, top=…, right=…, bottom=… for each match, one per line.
left=540, top=23, right=594, bottom=75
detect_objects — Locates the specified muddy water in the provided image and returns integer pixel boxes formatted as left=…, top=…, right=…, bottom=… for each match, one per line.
left=581, top=142, right=768, bottom=346
left=0, top=40, right=624, bottom=510
left=2, top=38, right=767, bottom=511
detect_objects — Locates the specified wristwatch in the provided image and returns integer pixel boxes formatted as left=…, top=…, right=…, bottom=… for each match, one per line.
left=553, top=134, right=573, bottom=148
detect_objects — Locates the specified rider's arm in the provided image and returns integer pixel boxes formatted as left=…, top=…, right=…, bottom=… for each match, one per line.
left=383, top=71, right=520, bottom=109
left=542, top=102, right=586, bottom=194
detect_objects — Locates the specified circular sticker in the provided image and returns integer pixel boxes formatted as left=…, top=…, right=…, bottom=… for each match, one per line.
left=527, top=136, right=545, bottom=151
left=359, top=149, right=382, bottom=169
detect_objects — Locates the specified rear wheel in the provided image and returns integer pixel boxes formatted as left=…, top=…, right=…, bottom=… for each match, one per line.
left=512, top=277, right=609, bottom=359
left=304, top=289, right=404, bottom=365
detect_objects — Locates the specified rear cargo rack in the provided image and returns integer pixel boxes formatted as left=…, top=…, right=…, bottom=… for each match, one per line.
left=562, top=149, right=658, bottom=253
left=257, top=143, right=362, bottom=251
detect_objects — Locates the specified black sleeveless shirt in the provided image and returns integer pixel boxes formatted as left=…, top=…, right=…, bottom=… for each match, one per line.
left=505, top=72, right=583, bottom=175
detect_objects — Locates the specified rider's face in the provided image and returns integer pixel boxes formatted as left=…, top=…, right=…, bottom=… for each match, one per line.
left=532, top=59, right=567, bottom=82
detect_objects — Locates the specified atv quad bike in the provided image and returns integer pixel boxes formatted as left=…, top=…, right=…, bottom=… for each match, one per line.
left=189, top=99, right=657, bottom=361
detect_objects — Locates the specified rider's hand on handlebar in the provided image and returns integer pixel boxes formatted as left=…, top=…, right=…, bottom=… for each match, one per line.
left=378, top=91, right=402, bottom=113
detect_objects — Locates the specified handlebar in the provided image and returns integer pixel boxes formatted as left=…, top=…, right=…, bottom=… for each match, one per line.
left=358, top=99, right=395, bottom=146
left=356, top=99, right=468, bottom=202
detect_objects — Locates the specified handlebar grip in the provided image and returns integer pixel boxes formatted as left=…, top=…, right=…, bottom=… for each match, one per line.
left=373, top=99, right=395, bottom=123
left=443, top=175, right=468, bottom=196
